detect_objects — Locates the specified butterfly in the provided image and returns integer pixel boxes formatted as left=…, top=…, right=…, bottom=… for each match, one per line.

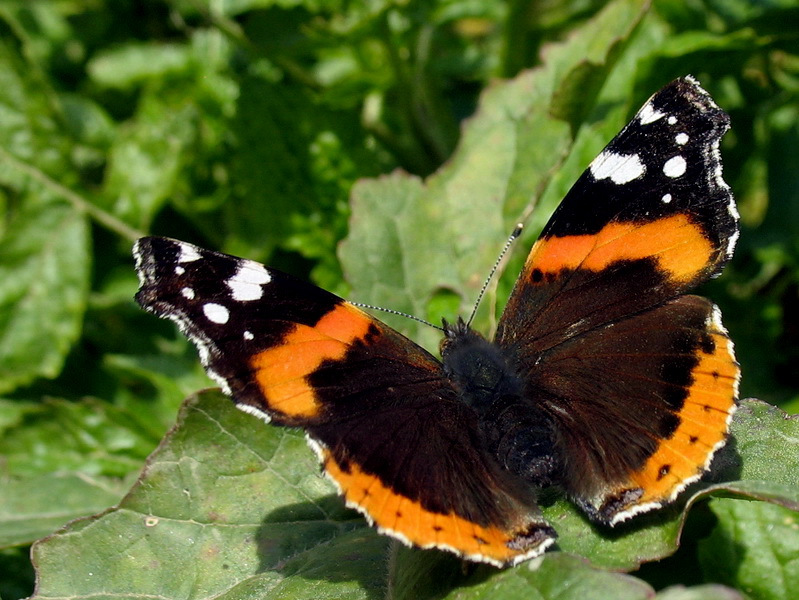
left=134, top=76, right=740, bottom=567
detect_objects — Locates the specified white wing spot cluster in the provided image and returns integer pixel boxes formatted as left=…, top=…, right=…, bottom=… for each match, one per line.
left=243, top=330, right=254, bottom=341
left=590, top=151, right=646, bottom=185
left=203, top=302, right=230, bottom=324
left=663, top=155, right=687, bottom=178
left=226, top=263, right=271, bottom=301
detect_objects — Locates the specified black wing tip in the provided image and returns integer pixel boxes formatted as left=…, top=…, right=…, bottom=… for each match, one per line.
left=131, top=236, right=187, bottom=312
left=662, top=75, right=739, bottom=267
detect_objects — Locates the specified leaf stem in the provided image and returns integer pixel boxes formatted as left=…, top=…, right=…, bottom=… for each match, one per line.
left=0, top=147, right=145, bottom=242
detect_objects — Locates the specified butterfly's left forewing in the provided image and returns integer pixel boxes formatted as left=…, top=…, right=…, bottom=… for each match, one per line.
left=134, top=237, right=555, bottom=566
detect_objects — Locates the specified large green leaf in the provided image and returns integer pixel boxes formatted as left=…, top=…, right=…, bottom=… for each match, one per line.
left=27, top=393, right=799, bottom=599
left=0, top=27, right=92, bottom=394
left=0, top=393, right=170, bottom=549
left=30, top=391, right=384, bottom=600
left=691, top=400, right=799, bottom=600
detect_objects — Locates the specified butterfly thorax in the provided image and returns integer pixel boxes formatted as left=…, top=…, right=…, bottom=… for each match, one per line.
left=441, top=318, right=560, bottom=486
left=440, top=318, right=523, bottom=415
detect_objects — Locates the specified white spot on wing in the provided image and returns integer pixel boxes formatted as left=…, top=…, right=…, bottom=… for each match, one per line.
left=226, top=262, right=271, bottom=301
left=668, top=115, right=677, bottom=125
left=181, top=287, right=195, bottom=299
left=663, top=155, right=687, bottom=178
left=590, top=151, right=646, bottom=184
left=178, top=243, right=202, bottom=263
left=675, top=132, right=689, bottom=145
left=638, top=101, right=664, bottom=125
left=203, top=302, right=229, bottom=324
left=709, top=304, right=726, bottom=330
left=726, top=229, right=740, bottom=259
left=175, top=266, right=185, bottom=275
left=243, top=330, right=254, bottom=340
left=661, top=193, right=672, bottom=203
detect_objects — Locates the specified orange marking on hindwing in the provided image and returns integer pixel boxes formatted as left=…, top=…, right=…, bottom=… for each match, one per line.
left=527, top=215, right=714, bottom=283
left=249, top=303, right=373, bottom=418
left=630, top=329, right=738, bottom=503
left=322, top=450, right=549, bottom=566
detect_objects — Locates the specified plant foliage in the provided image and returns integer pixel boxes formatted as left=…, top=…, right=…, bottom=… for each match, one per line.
left=1, top=0, right=798, bottom=599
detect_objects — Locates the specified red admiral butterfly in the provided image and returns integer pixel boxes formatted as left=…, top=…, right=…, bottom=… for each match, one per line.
left=134, top=76, right=740, bottom=566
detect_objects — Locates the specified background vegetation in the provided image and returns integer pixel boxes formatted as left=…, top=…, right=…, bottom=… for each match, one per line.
left=1, top=0, right=798, bottom=599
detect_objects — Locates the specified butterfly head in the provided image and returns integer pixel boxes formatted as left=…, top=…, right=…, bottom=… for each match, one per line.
left=440, top=317, right=524, bottom=417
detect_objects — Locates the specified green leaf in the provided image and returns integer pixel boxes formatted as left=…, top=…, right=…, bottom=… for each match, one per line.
left=685, top=400, right=799, bottom=600
left=101, top=88, right=201, bottom=231
left=655, top=584, right=744, bottom=599
left=439, top=553, right=655, bottom=600
left=725, top=398, right=799, bottom=485
left=28, top=391, right=799, bottom=598
left=0, top=395, right=166, bottom=481
left=29, top=391, right=385, bottom=600
left=0, top=474, right=128, bottom=548
left=698, top=499, right=799, bottom=600
left=0, top=34, right=71, bottom=186
left=223, top=76, right=366, bottom=270
left=0, top=202, right=90, bottom=393
left=87, top=43, right=194, bottom=90
left=225, top=78, right=327, bottom=259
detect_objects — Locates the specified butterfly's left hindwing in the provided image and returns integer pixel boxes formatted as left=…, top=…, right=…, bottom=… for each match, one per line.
left=134, top=237, right=556, bottom=567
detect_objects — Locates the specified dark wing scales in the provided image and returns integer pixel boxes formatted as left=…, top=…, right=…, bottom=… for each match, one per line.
left=495, top=77, right=740, bottom=523
left=526, top=296, right=738, bottom=524
left=134, top=236, right=555, bottom=566
left=497, top=77, right=738, bottom=352
left=298, top=320, right=557, bottom=566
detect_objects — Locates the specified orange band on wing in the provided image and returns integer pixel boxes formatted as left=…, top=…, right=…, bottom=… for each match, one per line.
left=249, top=304, right=373, bottom=418
left=322, top=449, right=547, bottom=565
left=528, top=215, right=714, bottom=283
left=631, top=331, right=738, bottom=501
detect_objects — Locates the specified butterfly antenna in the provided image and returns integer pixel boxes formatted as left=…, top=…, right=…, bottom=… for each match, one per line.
left=351, top=302, right=444, bottom=331
left=466, top=223, right=524, bottom=328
